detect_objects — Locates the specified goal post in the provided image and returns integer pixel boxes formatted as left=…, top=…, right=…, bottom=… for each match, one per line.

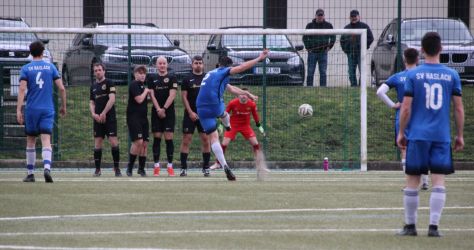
left=0, top=27, right=368, bottom=171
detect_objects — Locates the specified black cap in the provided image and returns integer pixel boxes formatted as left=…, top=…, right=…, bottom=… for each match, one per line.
left=316, top=9, right=324, bottom=16
left=350, top=9, right=359, bottom=17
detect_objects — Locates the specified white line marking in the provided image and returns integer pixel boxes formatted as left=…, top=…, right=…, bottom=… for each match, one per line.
left=0, top=246, right=172, bottom=250
left=1, top=206, right=473, bottom=221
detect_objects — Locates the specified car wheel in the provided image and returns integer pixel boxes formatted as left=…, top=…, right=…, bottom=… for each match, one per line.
left=62, top=65, right=70, bottom=86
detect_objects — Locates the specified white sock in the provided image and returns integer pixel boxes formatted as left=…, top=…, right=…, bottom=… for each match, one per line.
left=403, top=188, right=419, bottom=225
left=221, top=112, right=230, bottom=128
left=429, top=186, right=446, bottom=226
left=422, top=174, right=429, bottom=185
left=154, top=162, right=160, bottom=168
left=42, top=148, right=52, bottom=170
left=401, top=159, right=406, bottom=172
left=26, top=148, right=36, bottom=175
left=167, top=163, right=173, bottom=168
left=211, top=142, right=228, bottom=167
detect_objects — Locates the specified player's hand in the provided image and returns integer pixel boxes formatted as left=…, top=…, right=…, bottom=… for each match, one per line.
left=257, top=125, right=266, bottom=137
left=396, top=133, right=406, bottom=150
left=393, top=102, right=401, bottom=110
left=16, top=110, right=24, bottom=125
left=60, top=106, right=67, bottom=118
left=259, top=49, right=269, bottom=61
left=454, top=136, right=464, bottom=152
left=158, top=108, right=166, bottom=118
left=248, top=93, right=258, bottom=102
left=99, top=113, right=106, bottom=123
left=190, top=112, right=199, bottom=122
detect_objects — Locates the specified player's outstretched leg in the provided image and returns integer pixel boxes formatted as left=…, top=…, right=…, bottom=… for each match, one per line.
left=223, top=165, right=236, bottom=181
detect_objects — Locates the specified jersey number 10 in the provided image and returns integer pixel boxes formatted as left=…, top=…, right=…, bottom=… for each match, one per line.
left=424, top=83, right=442, bottom=110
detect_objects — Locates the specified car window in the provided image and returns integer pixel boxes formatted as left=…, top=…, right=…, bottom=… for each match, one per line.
left=72, top=34, right=83, bottom=46
left=0, top=19, right=37, bottom=42
left=94, top=25, right=173, bottom=47
left=222, top=34, right=292, bottom=48
left=402, top=19, right=473, bottom=42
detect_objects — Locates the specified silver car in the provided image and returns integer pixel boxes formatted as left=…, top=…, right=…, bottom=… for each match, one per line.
left=371, top=18, right=474, bottom=86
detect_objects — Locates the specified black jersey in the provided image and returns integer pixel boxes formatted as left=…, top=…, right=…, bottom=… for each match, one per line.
left=181, top=73, right=205, bottom=112
left=127, top=80, right=148, bottom=117
left=146, top=73, right=178, bottom=110
left=90, top=78, right=116, bottom=119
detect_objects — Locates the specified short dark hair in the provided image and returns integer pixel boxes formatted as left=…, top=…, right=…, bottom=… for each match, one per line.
left=421, top=32, right=442, bottom=56
left=403, top=48, right=419, bottom=65
left=192, top=55, right=203, bottom=62
left=218, top=56, right=233, bottom=67
left=241, top=87, right=248, bottom=91
left=29, top=40, right=45, bottom=57
left=93, top=62, right=106, bottom=71
left=133, top=65, right=147, bottom=74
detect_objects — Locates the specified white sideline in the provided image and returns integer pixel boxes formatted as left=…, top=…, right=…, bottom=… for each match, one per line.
left=0, top=246, right=171, bottom=250
left=1, top=206, right=473, bottom=221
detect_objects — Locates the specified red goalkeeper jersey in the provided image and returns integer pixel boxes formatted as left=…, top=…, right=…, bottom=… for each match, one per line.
left=226, top=98, right=260, bottom=128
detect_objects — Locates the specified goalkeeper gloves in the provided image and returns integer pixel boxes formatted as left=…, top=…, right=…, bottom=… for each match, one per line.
left=256, top=122, right=266, bottom=136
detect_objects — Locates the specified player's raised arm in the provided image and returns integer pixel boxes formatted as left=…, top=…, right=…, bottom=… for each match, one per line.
left=229, top=49, right=269, bottom=75
left=226, top=84, right=258, bottom=101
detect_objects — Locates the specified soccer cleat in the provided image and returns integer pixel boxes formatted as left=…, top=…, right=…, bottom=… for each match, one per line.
left=44, top=169, right=53, bottom=183
left=126, top=165, right=133, bottom=177
left=93, top=168, right=101, bottom=177
left=421, top=183, right=429, bottom=190
left=225, top=126, right=231, bottom=131
left=428, top=225, right=442, bottom=237
left=137, top=168, right=147, bottom=177
left=202, top=168, right=210, bottom=177
left=153, top=167, right=160, bottom=176
left=167, top=166, right=175, bottom=177
left=23, top=174, right=35, bottom=182
left=396, top=224, right=417, bottom=236
left=223, top=165, right=236, bottom=181
left=209, top=162, right=222, bottom=170
left=114, top=167, right=122, bottom=177
left=180, top=168, right=187, bottom=177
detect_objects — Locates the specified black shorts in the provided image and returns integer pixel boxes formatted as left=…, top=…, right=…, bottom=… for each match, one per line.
left=127, top=117, right=149, bottom=142
left=182, top=112, right=204, bottom=134
left=151, top=109, right=175, bottom=133
left=93, top=119, right=117, bottom=138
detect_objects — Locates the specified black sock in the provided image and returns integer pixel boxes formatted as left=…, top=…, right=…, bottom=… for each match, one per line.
left=138, top=156, right=146, bottom=170
left=153, top=138, right=161, bottom=163
left=165, top=139, right=174, bottom=164
left=111, top=146, right=120, bottom=168
left=94, top=148, right=102, bottom=169
left=180, top=152, right=188, bottom=169
left=128, top=153, right=137, bottom=169
left=203, top=152, right=211, bottom=168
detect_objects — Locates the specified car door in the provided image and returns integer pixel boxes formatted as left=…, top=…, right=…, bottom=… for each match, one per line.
left=64, top=34, right=85, bottom=84
left=203, top=35, right=222, bottom=72
left=373, top=23, right=397, bottom=80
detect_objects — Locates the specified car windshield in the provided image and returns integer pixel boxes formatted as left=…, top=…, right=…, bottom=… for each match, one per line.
left=94, top=25, right=172, bottom=47
left=402, top=19, right=473, bottom=43
left=0, top=20, right=37, bottom=42
left=222, top=34, right=292, bottom=48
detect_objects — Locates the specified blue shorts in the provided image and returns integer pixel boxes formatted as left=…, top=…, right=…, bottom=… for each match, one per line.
left=406, top=140, right=454, bottom=175
left=197, top=102, right=225, bottom=134
left=24, top=108, right=55, bottom=136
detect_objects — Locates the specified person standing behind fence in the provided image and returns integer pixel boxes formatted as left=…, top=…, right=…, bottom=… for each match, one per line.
left=340, top=9, right=374, bottom=87
left=302, top=8, right=335, bottom=87
left=89, top=63, right=121, bottom=177
left=147, top=56, right=178, bottom=177
left=17, top=40, right=67, bottom=183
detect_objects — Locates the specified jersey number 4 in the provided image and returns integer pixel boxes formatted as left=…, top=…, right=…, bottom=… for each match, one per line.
left=36, top=72, right=44, bottom=89
left=424, top=83, right=442, bottom=110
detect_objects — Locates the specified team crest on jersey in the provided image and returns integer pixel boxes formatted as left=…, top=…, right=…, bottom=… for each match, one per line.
left=164, top=78, right=169, bottom=83
left=102, top=84, right=107, bottom=90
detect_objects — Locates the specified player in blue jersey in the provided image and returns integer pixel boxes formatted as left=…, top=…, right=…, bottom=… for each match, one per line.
left=396, top=32, right=464, bottom=237
left=377, top=48, right=429, bottom=190
left=196, top=49, right=268, bottom=181
left=16, top=41, right=67, bottom=183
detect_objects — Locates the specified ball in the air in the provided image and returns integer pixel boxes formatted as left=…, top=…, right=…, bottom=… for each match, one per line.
left=298, top=104, right=313, bottom=118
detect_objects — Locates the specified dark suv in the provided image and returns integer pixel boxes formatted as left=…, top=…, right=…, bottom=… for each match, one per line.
left=62, top=23, right=192, bottom=85
left=202, top=26, right=305, bottom=86
left=372, top=18, right=474, bottom=85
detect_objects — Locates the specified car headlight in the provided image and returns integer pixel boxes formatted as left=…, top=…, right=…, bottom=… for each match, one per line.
left=172, top=55, right=192, bottom=64
left=228, top=56, right=245, bottom=65
left=287, top=56, right=300, bottom=66
left=101, top=54, right=128, bottom=63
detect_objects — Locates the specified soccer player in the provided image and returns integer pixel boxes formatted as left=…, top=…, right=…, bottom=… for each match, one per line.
left=89, top=63, right=121, bottom=177
left=147, top=56, right=178, bottom=177
left=376, top=48, right=429, bottom=190
left=17, top=40, right=67, bottom=183
left=209, top=87, right=265, bottom=170
left=397, top=32, right=464, bottom=237
left=126, top=65, right=150, bottom=177
left=179, top=56, right=211, bottom=177
left=196, top=49, right=269, bottom=181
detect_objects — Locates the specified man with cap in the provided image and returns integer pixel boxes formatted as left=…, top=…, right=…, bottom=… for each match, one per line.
left=340, top=9, right=374, bottom=87
left=302, top=9, right=335, bottom=87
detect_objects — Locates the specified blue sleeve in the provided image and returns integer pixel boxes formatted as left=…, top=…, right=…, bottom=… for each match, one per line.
left=52, top=63, right=60, bottom=80
left=224, top=67, right=231, bottom=77
left=19, top=65, right=28, bottom=81
left=385, top=74, right=398, bottom=88
left=452, top=71, right=462, bottom=96
left=404, top=75, right=414, bottom=97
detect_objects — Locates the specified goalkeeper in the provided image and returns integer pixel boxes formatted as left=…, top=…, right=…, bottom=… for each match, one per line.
left=210, top=88, right=266, bottom=170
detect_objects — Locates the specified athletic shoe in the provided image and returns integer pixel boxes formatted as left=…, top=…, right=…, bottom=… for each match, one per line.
left=428, top=225, right=442, bottom=237
left=126, top=165, right=133, bottom=177
left=210, top=162, right=221, bottom=170
left=180, top=169, right=187, bottom=177
left=396, top=224, right=417, bottom=236
left=202, top=168, right=210, bottom=177
left=23, top=174, right=35, bottom=182
left=167, top=167, right=175, bottom=177
left=93, top=168, right=101, bottom=177
left=153, top=167, right=160, bottom=176
left=225, top=126, right=231, bottom=131
left=44, top=169, right=53, bottom=183
left=114, top=167, right=122, bottom=177
left=223, top=165, right=236, bottom=181
left=137, top=168, right=147, bottom=177
left=421, top=183, right=429, bottom=190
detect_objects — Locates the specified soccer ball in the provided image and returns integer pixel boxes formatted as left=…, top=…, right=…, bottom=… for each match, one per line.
left=298, top=104, right=313, bottom=118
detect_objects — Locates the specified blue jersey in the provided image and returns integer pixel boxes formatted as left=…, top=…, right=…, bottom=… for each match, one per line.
left=196, top=67, right=231, bottom=107
left=19, top=60, right=60, bottom=111
left=405, top=63, right=462, bottom=142
left=386, top=70, right=409, bottom=120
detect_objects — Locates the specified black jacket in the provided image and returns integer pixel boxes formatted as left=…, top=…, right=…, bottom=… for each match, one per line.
left=302, top=19, right=336, bottom=52
left=340, top=21, right=374, bottom=54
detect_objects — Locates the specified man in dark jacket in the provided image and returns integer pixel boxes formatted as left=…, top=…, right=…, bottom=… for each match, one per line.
left=340, top=9, right=374, bottom=86
left=303, top=9, right=335, bottom=87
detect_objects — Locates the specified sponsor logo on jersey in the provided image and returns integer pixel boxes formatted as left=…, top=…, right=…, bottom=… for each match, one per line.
left=102, top=84, right=107, bottom=90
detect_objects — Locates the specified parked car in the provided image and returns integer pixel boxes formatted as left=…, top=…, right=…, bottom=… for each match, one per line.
left=202, top=26, right=305, bottom=86
left=62, top=23, right=192, bottom=85
left=371, top=18, right=474, bottom=86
